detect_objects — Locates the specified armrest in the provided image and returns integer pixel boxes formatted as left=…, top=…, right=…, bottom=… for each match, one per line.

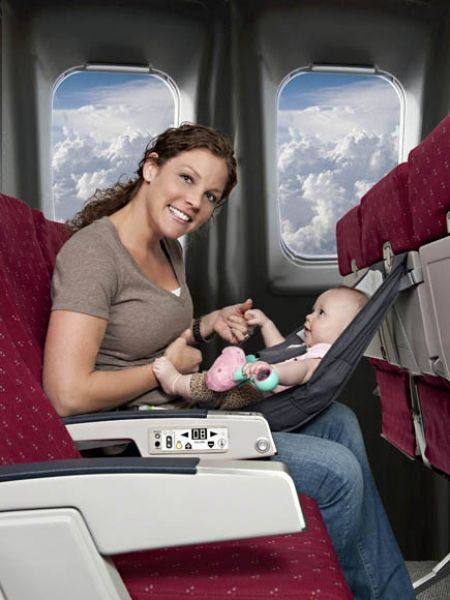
left=64, top=409, right=276, bottom=459
left=0, top=456, right=304, bottom=554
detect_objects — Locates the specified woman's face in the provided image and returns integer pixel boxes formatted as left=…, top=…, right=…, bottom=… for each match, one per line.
left=143, top=148, right=229, bottom=239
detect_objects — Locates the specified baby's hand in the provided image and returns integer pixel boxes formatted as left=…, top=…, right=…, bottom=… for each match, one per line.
left=244, top=309, right=269, bottom=328
left=242, top=360, right=271, bottom=378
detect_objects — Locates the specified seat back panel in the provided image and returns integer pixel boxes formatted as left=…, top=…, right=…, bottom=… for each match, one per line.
left=420, top=237, right=450, bottom=379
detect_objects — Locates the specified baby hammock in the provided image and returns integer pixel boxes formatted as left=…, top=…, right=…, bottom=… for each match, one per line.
left=247, top=253, right=411, bottom=432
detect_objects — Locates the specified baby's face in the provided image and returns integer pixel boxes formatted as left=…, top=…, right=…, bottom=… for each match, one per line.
left=303, top=289, right=360, bottom=347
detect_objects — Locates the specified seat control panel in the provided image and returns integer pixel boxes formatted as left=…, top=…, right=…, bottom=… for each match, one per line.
left=149, top=426, right=229, bottom=454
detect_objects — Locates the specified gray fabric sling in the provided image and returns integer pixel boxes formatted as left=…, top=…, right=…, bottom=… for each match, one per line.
left=248, top=252, right=410, bottom=432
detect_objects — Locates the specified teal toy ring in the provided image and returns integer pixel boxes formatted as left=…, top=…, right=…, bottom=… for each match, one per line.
left=233, top=355, right=279, bottom=392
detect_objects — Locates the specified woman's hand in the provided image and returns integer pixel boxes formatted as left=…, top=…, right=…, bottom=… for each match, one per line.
left=164, top=329, right=203, bottom=374
left=211, top=298, right=254, bottom=343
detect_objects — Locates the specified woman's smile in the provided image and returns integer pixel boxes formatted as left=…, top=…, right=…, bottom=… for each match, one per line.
left=168, top=205, right=191, bottom=223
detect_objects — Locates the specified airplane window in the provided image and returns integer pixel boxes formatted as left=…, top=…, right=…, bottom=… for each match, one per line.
left=52, top=70, right=177, bottom=221
left=277, top=70, right=402, bottom=260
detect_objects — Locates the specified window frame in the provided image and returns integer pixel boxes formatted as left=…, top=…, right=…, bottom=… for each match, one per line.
left=267, top=63, right=405, bottom=292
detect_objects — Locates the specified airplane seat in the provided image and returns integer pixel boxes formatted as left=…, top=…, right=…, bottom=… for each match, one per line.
left=337, top=115, right=450, bottom=471
left=336, top=115, right=450, bottom=592
left=336, top=162, right=418, bottom=458
left=0, top=192, right=352, bottom=598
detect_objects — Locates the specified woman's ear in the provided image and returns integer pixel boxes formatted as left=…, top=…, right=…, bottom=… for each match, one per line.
left=143, top=152, right=159, bottom=182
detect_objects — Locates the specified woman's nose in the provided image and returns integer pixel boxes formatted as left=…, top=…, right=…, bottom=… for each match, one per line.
left=186, top=189, right=202, bottom=209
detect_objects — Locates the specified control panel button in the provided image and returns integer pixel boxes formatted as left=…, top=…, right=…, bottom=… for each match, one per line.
left=255, top=437, right=270, bottom=453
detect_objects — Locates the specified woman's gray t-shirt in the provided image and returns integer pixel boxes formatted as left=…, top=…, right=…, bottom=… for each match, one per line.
left=51, top=217, right=194, bottom=407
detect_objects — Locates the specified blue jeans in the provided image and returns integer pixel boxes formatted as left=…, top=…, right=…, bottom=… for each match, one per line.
left=272, top=402, right=414, bottom=600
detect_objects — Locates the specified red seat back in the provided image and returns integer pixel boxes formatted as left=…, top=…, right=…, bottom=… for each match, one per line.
left=0, top=193, right=79, bottom=464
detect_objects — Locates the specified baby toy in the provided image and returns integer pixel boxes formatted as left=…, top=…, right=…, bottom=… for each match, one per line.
left=233, top=354, right=279, bottom=392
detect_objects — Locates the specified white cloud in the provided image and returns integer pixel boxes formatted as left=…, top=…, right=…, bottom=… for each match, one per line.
left=279, top=78, right=400, bottom=145
left=52, top=77, right=175, bottom=220
left=277, top=77, right=400, bottom=256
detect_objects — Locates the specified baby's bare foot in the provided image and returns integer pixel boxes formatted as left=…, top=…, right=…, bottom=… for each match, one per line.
left=153, top=357, right=181, bottom=395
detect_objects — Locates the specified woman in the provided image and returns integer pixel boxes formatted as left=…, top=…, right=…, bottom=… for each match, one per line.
left=44, top=123, right=251, bottom=415
left=43, top=123, right=414, bottom=599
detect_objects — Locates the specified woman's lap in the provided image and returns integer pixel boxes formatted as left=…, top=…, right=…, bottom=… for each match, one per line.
left=271, top=403, right=364, bottom=554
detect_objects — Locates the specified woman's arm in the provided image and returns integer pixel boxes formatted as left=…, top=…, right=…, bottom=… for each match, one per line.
left=43, top=310, right=202, bottom=416
left=187, top=298, right=254, bottom=345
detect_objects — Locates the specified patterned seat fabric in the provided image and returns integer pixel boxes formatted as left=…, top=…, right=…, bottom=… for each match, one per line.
left=369, top=359, right=416, bottom=458
left=116, top=495, right=350, bottom=600
left=336, top=116, right=450, bottom=474
left=0, top=193, right=352, bottom=599
left=361, top=162, right=412, bottom=266
left=336, top=204, right=363, bottom=275
left=0, top=193, right=78, bottom=464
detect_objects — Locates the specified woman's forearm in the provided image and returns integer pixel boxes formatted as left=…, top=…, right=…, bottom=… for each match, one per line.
left=44, top=363, right=158, bottom=417
left=44, top=310, right=161, bottom=416
left=193, top=311, right=219, bottom=339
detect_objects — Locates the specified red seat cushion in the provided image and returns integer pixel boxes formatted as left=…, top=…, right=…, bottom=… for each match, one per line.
left=115, top=494, right=352, bottom=600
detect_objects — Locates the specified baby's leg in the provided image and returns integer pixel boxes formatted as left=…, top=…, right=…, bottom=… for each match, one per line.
left=153, top=357, right=192, bottom=398
left=154, top=357, right=262, bottom=409
left=191, top=374, right=263, bottom=409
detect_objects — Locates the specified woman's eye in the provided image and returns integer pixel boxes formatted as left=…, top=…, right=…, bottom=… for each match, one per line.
left=181, top=174, right=193, bottom=183
left=319, top=309, right=325, bottom=316
left=206, top=192, right=218, bottom=204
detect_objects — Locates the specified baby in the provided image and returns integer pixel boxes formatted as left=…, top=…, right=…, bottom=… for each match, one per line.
left=153, top=286, right=368, bottom=410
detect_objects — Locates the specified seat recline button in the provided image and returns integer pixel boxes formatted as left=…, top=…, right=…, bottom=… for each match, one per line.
left=255, top=437, right=270, bottom=453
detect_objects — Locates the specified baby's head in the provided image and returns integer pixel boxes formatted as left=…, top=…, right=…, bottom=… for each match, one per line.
left=303, top=286, right=368, bottom=347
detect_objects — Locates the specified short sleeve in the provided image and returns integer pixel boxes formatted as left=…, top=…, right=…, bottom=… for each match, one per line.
left=51, top=228, right=118, bottom=320
left=305, top=343, right=332, bottom=359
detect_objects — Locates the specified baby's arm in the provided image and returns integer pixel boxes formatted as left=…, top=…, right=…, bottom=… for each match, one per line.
left=244, top=309, right=285, bottom=347
left=244, top=357, right=320, bottom=387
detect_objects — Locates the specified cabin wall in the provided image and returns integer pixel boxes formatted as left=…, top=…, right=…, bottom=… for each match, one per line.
left=1, top=0, right=450, bottom=561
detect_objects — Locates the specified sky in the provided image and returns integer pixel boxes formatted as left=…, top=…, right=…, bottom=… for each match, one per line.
left=52, top=70, right=400, bottom=257
left=277, top=72, right=401, bottom=257
left=52, top=71, right=175, bottom=221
